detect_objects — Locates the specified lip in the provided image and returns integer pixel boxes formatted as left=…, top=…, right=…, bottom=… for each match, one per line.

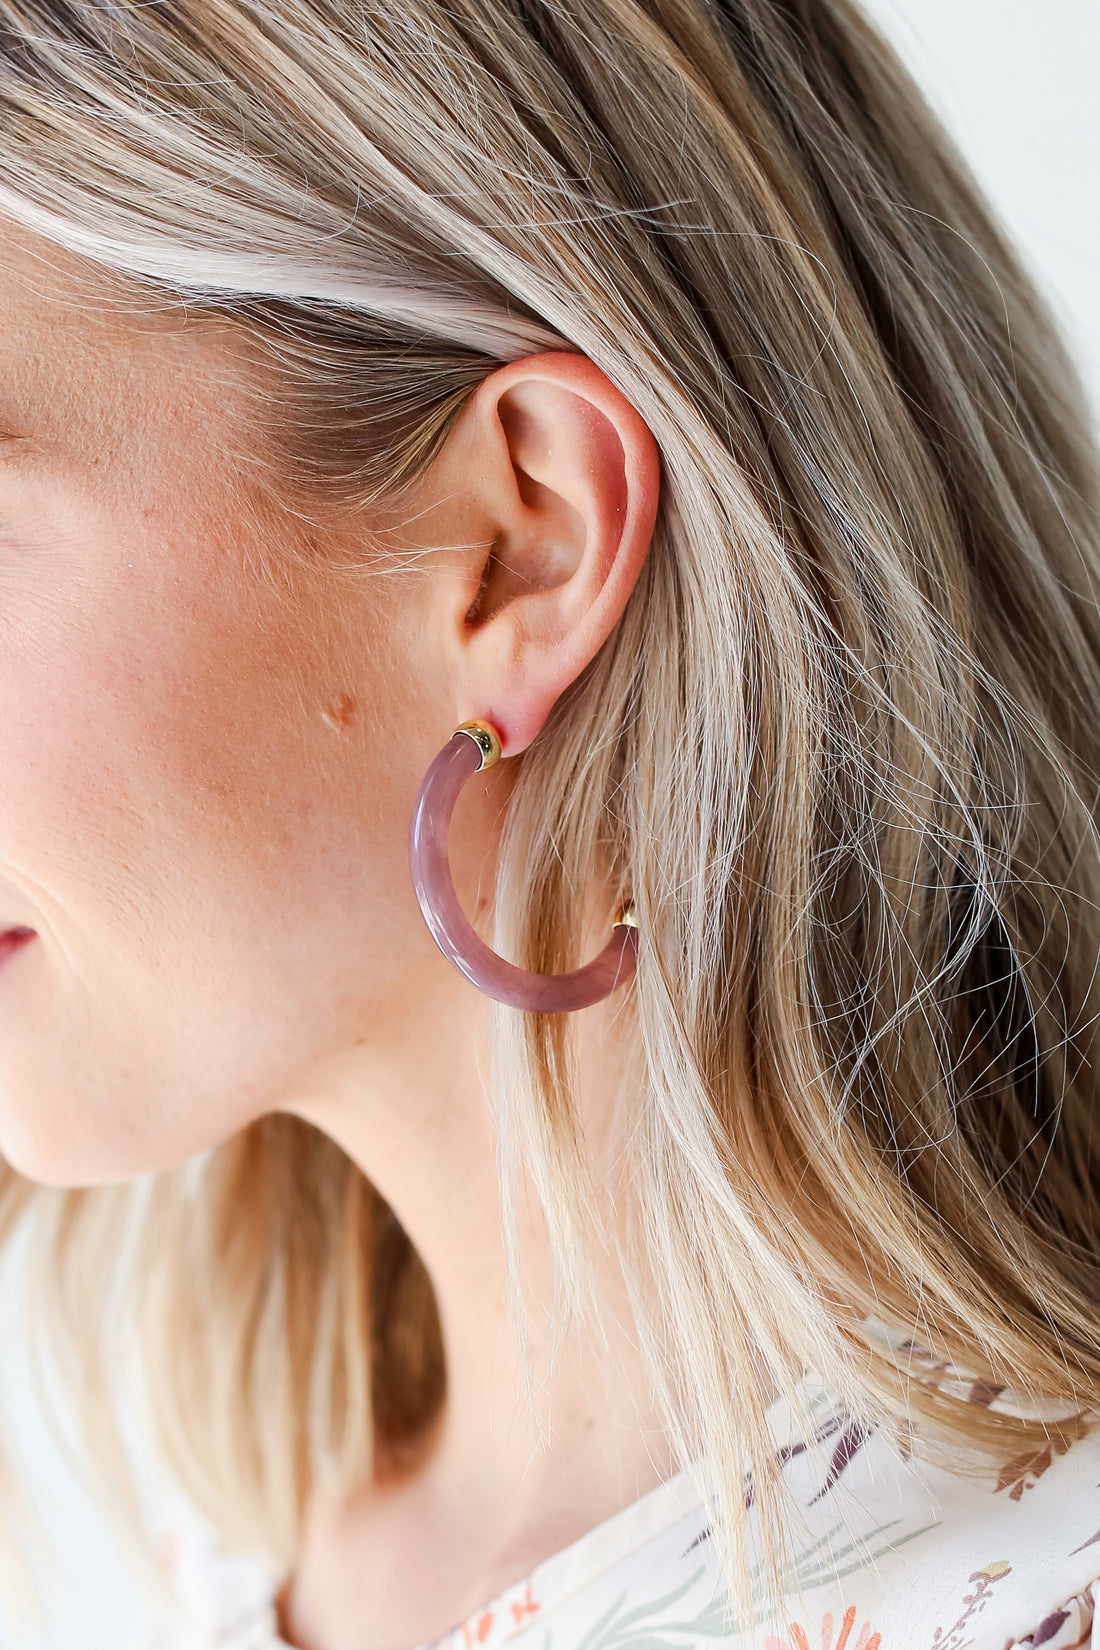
left=0, top=927, right=35, bottom=966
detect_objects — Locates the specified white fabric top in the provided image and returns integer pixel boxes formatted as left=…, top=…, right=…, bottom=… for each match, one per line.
left=136, top=1377, right=1100, bottom=1650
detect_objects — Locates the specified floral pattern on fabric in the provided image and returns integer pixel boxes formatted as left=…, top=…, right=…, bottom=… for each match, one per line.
left=995, top=1421, right=1092, bottom=1503
left=1000, top=1582, right=1095, bottom=1647
left=764, top=1610, right=881, bottom=1650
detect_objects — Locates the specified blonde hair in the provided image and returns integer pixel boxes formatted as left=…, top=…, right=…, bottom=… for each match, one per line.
left=0, top=0, right=1098, bottom=1610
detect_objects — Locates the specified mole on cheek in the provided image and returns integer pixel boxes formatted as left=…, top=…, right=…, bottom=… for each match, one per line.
left=321, top=693, right=356, bottom=732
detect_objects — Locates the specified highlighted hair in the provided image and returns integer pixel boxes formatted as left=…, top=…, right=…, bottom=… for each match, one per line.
left=0, top=0, right=1097, bottom=1607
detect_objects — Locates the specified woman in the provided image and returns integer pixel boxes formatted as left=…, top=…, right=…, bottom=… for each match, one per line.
left=0, top=0, right=1095, bottom=1645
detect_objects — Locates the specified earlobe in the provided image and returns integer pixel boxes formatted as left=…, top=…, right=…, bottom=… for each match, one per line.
left=448, top=353, right=659, bottom=756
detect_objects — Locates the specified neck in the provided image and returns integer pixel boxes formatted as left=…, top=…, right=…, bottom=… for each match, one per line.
left=281, top=968, right=672, bottom=1650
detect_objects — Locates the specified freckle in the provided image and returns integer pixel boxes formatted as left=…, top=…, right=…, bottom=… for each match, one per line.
left=321, top=692, right=356, bottom=732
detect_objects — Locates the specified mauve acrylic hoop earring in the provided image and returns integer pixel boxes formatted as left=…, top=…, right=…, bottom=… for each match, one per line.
left=409, top=720, right=637, bottom=1012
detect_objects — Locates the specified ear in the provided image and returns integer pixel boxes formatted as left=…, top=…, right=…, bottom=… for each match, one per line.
left=418, top=353, right=659, bottom=756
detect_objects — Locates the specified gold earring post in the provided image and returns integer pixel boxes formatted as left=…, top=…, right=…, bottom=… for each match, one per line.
left=454, top=720, right=503, bottom=770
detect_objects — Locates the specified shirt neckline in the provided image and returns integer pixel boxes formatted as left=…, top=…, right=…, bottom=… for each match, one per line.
left=415, top=1463, right=711, bottom=1650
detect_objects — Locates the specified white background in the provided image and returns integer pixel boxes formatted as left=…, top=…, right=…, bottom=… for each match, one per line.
left=0, top=0, right=1096, bottom=1644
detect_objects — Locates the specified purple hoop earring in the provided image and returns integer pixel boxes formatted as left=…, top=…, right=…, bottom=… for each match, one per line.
left=408, top=720, right=637, bottom=1012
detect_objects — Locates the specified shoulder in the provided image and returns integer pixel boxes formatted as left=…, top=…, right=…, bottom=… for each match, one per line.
left=133, top=1399, right=1100, bottom=1650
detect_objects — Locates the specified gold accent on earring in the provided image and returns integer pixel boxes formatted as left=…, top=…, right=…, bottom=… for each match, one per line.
left=454, top=720, right=503, bottom=771
left=613, top=902, right=638, bottom=929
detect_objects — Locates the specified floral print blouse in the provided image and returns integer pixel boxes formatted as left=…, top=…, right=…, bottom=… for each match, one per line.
left=139, top=1367, right=1100, bottom=1650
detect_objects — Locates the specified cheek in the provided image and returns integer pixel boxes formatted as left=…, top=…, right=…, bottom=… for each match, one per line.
left=0, top=514, right=417, bottom=1184
left=0, top=539, right=306, bottom=931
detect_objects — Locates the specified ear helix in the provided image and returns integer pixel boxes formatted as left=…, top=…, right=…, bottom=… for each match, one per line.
left=408, top=720, right=637, bottom=1012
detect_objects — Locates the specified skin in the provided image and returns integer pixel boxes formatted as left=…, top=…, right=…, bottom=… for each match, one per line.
left=0, top=227, right=670, bottom=1650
